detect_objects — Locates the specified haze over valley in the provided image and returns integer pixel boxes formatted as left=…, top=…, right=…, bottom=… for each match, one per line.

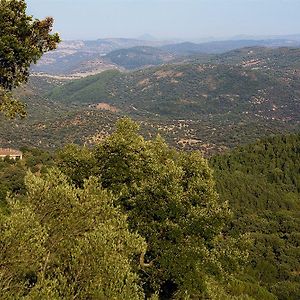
left=2, top=37, right=299, bottom=155
left=1, top=1, right=300, bottom=299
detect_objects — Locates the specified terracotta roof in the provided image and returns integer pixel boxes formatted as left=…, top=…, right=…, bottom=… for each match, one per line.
left=0, top=148, right=22, bottom=156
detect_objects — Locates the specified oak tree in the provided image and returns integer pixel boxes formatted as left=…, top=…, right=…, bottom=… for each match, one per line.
left=0, top=169, right=146, bottom=299
left=93, top=118, right=249, bottom=298
left=0, top=0, right=60, bottom=118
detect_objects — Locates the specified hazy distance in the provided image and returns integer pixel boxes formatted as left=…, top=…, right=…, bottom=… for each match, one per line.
left=26, top=0, right=300, bottom=42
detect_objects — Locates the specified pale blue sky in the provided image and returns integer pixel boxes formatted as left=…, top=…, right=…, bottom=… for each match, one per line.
left=26, top=0, right=300, bottom=41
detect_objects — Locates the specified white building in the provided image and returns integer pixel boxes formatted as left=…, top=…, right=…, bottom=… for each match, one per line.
left=0, top=148, right=23, bottom=160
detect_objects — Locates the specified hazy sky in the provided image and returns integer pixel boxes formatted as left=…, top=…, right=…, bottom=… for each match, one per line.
left=26, top=0, right=300, bottom=41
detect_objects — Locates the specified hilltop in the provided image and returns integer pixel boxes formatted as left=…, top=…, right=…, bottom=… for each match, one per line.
left=31, top=37, right=300, bottom=77
left=161, top=38, right=300, bottom=55
left=105, top=46, right=175, bottom=70
left=1, top=46, right=299, bottom=154
left=31, top=38, right=173, bottom=76
left=48, top=47, right=300, bottom=121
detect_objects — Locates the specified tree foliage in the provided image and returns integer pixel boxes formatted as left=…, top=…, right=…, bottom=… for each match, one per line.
left=0, top=169, right=145, bottom=299
left=0, top=0, right=60, bottom=118
left=0, top=147, right=54, bottom=211
left=58, top=118, right=249, bottom=298
left=211, top=133, right=300, bottom=300
left=3, top=120, right=298, bottom=299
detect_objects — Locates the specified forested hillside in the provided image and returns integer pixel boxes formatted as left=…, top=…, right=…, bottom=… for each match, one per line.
left=211, top=133, right=300, bottom=299
left=1, top=124, right=299, bottom=299
left=105, top=46, right=175, bottom=70
left=42, top=47, right=300, bottom=152
left=48, top=47, right=300, bottom=121
left=1, top=46, right=300, bottom=153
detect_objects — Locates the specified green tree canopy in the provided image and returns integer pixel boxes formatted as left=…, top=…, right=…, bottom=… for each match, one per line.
left=0, top=0, right=60, bottom=118
left=0, top=169, right=146, bottom=299
left=58, top=118, right=250, bottom=298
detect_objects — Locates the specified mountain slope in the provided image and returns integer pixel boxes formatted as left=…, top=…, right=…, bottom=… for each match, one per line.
left=210, top=47, right=300, bottom=70
left=48, top=70, right=120, bottom=105
left=48, top=52, right=300, bottom=122
left=162, top=39, right=300, bottom=55
left=210, top=133, right=300, bottom=299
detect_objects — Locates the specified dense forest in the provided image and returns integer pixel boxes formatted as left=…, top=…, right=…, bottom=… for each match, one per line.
left=1, top=123, right=299, bottom=299
left=211, top=133, right=300, bottom=299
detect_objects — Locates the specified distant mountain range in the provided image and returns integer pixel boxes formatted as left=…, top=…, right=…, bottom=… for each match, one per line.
left=32, top=37, right=300, bottom=77
left=31, top=38, right=172, bottom=76
left=161, top=39, right=300, bottom=55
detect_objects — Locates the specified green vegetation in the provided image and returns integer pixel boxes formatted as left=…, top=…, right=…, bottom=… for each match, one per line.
left=209, top=47, right=300, bottom=70
left=105, top=46, right=174, bottom=70
left=1, top=119, right=252, bottom=299
left=49, top=70, right=120, bottom=105
left=0, top=0, right=59, bottom=118
left=0, top=169, right=145, bottom=299
left=57, top=118, right=251, bottom=298
left=1, top=2, right=299, bottom=298
left=1, top=118, right=299, bottom=299
left=0, top=147, right=54, bottom=211
left=211, top=133, right=300, bottom=299
left=48, top=59, right=300, bottom=121
left=1, top=46, right=299, bottom=154
left=40, top=49, right=300, bottom=153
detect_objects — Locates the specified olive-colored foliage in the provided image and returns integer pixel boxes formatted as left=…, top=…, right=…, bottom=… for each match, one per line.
left=56, top=144, right=97, bottom=187
left=59, top=118, right=249, bottom=298
left=0, top=148, right=54, bottom=210
left=0, top=0, right=60, bottom=118
left=0, top=169, right=146, bottom=299
left=0, top=160, right=26, bottom=210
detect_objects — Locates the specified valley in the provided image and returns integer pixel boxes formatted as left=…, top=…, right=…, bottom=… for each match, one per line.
left=2, top=44, right=298, bottom=156
left=2, top=1, right=300, bottom=299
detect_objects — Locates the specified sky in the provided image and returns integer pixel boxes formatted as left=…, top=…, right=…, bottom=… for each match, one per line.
left=26, top=0, right=300, bottom=41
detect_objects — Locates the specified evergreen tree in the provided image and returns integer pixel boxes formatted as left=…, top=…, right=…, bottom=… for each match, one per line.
left=0, top=0, right=60, bottom=118
left=92, top=118, right=249, bottom=298
left=0, top=169, right=145, bottom=299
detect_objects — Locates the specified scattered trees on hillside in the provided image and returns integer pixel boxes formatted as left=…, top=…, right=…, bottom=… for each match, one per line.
left=0, top=0, right=60, bottom=118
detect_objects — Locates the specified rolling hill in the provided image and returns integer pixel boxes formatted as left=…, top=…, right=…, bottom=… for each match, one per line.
left=1, top=47, right=299, bottom=155
left=105, top=46, right=175, bottom=70
left=44, top=46, right=300, bottom=152
left=31, top=38, right=173, bottom=76
left=48, top=47, right=300, bottom=122
left=161, top=39, right=300, bottom=55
